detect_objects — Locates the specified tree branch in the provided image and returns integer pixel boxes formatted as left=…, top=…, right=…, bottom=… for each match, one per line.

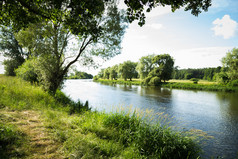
left=62, top=37, right=92, bottom=75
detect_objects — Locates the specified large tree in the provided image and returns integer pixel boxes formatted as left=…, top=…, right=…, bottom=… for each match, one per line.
left=150, top=54, right=174, bottom=82
left=118, top=61, right=138, bottom=81
left=136, top=54, right=155, bottom=79
left=13, top=3, right=127, bottom=94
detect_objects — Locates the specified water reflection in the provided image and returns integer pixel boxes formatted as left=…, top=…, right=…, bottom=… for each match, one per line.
left=62, top=80, right=238, bottom=158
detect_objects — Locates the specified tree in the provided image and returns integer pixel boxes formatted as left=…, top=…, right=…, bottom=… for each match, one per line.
left=150, top=54, right=174, bottom=82
left=136, top=54, right=155, bottom=79
left=124, top=0, right=211, bottom=26
left=0, top=0, right=211, bottom=28
left=68, top=69, right=93, bottom=79
left=118, top=61, right=138, bottom=81
left=222, top=48, right=238, bottom=81
left=97, top=69, right=105, bottom=78
left=110, top=65, right=118, bottom=80
left=0, top=26, right=28, bottom=75
left=11, top=3, right=126, bottom=94
left=103, top=67, right=111, bottom=79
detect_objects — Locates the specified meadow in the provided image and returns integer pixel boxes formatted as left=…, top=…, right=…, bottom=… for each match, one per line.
left=0, top=75, right=203, bottom=158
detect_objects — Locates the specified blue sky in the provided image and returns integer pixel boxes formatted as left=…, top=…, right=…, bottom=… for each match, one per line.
left=92, top=0, right=238, bottom=75
left=0, top=0, right=238, bottom=75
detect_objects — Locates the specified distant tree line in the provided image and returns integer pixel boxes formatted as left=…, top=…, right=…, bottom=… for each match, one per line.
left=95, top=48, right=238, bottom=87
left=172, top=67, right=222, bottom=81
left=67, top=69, right=93, bottom=79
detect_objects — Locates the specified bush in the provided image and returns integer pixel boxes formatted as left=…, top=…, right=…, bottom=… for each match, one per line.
left=15, top=59, right=38, bottom=83
left=93, top=75, right=99, bottom=81
left=148, top=76, right=161, bottom=86
left=190, top=78, right=199, bottom=84
left=144, top=76, right=152, bottom=85
left=228, top=79, right=238, bottom=87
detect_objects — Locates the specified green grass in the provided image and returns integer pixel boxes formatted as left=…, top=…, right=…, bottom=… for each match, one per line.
left=0, top=122, right=27, bottom=159
left=0, top=75, right=203, bottom=158
left=94, top=78, right=142, bottom=85
left=163, top=82, right=238, bottom=92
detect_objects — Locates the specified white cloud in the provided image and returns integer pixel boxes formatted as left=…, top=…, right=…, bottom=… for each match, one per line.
left=146, top=23, right=163, bottom=30
left=212, top=15, right=238, bottom=39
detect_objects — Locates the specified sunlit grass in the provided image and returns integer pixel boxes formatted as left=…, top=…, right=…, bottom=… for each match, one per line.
left=0, top=75, right=203, bottom=158
left=168, top=79, right=218, bottom=85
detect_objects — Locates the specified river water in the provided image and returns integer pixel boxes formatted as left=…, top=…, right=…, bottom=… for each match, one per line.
left=62, top=79, right=238, bottom=158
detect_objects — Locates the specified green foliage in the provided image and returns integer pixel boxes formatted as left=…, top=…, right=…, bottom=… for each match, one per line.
left=110, top=65, right=118, bottom=80
left=103, top=111, right=201, bottom=158
left=15, top=58, right=38, bottom=83
left=190, top=78, right=199, bottom=84
left=0, top=123, right=26, bottom=158
left=152, top=54, right=174, bottom=82
left=118, top=61, right=138, bottom=81
left=2, top=2, right=127, bottom=94
left=222, top=48, right=238, bottom=81
left=215, top=72, right=229, bottom=84
left=0, top=26, right=27, bottom=76
left=228, top=79, right=238, bottom=87
left=136, top=54, right=155, bottom=79
left=68, top=70, right=93, bottom=79
left=172, top=67, right=222, bottom=81
left=163, top=82, right=238, bottom=92
left=103, top=67, right=111, bottom=79
left=3, top=59, right=23, bottom=76
left=124, top=0, right=211, bottom=26
left=148, top=76, right=161, bottom=86
left=0, top=75, right=205, bottom=158
left=95, top=78, right=142, bottom=85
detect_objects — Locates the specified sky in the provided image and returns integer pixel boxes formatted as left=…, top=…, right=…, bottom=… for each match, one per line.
left=89, top=0, right=238, bottom=75
left=0, top=0, right=238, bottom=75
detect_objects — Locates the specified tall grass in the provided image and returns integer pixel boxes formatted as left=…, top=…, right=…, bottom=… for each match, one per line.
left=0, top=75, right=202, bottom=158
left=0, top=120, right=27, bottom=158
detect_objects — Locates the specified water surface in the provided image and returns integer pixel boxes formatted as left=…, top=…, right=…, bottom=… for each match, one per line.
left=62, top=79, right=238, bottom=158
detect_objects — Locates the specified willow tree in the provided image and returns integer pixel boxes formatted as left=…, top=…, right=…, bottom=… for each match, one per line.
left=14, top=4, right=127, bottom=94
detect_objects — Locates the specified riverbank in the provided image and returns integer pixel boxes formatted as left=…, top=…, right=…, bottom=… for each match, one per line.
left=94, top=78, right=238, bottom=92
left=0, top=75, right=201, bottom=158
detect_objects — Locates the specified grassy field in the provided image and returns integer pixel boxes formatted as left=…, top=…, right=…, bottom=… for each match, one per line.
left=0, top=75, right=204, bottom=158
left=168, top=79, right=218, bottom=85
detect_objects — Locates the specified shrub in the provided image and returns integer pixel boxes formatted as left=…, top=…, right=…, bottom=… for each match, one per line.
left=148, top=76, right=161, bottom=86
left=228, top=79, right=238, bottom=87
left=15, top=59, right=38, bottom=83
left=190, top=78, right=199, bottom=84
left=144, top=76, right=152, bottom=85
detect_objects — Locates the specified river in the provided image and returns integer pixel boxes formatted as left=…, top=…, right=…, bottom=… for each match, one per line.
left=62, top=79, right=238, bottom=158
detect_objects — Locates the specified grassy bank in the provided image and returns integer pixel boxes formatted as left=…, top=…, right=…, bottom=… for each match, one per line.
left=163, top=82, right=238, bottom=92
left=0, top=75, right=202, bottom=158
left=94, top=78, right=142, bottom=85
left=94, top=78, right=238, bottom=92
